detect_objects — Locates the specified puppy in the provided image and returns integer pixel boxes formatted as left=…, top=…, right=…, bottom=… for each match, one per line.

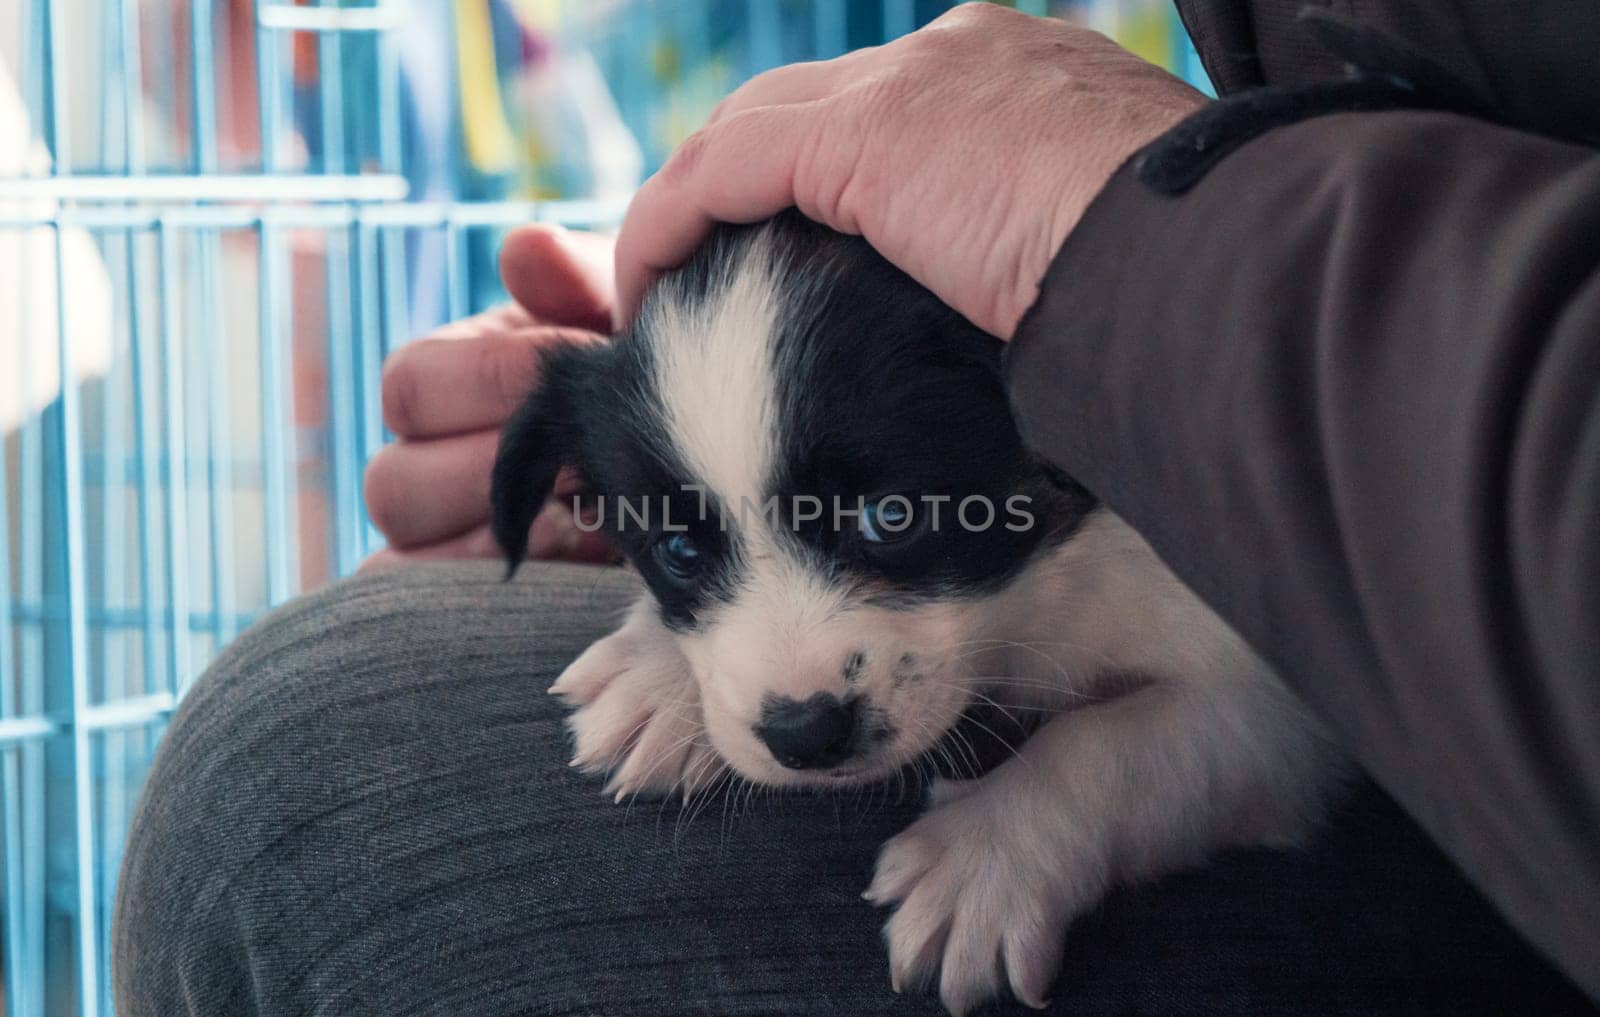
left=491, top=210, right=1345, bottom=1015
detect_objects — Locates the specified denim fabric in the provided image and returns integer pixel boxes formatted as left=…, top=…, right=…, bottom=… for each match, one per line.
left=113, top=563, right=1595, bottom=1016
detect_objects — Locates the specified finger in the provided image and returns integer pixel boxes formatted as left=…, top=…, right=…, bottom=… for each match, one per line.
left=363, top=430, right=500, bottom=548
left=499, top=224, right=617, bottom=333
left=425, top=302, right=535, bottom=342
left=363, top=440, right=594, bottom=565
left=358, top=508, right=617, bottom=573
left=358, top=524, right=504, bottom=572
left=380, top=325, right=600, bottom=439
left=615, top=102, right=830, bottom=324
left=704, top=55, right=852, bottom=125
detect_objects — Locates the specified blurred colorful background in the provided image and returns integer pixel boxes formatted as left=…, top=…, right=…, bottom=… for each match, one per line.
left=0, top=2, right=1208, bottom=1014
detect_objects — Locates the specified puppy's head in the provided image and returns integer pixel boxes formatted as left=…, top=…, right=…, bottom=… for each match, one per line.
left=493, top=211, right=1094, bottom=787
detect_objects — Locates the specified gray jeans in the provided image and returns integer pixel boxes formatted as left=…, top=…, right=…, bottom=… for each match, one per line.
left=112, top=563, right=1594, bottom=1016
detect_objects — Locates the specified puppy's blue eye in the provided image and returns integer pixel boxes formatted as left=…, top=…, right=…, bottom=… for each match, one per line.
left=654, top=532, right=703, bottom=582
left=860, top=496, right=915, bottom=544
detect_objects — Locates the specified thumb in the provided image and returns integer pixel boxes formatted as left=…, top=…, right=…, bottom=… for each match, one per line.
left=499, top=224, right=618, bottom=334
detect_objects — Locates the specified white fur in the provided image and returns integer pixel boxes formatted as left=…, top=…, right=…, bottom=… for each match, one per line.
left=644, top=239, right=784, bottom=513
left=865, top=512, right=1340, bottom=1012
left=555, top=509, right=1343, bottom=1014
left=553, top=598, right=726, bottom=801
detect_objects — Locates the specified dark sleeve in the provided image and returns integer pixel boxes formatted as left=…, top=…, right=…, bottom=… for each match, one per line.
left=1005, top=109, right=1600, bottom=1001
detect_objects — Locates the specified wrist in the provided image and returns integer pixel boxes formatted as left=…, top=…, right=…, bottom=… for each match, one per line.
left=1008, top=95, right=1208, bottom=340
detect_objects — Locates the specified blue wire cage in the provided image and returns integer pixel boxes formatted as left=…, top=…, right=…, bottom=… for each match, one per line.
left=0, top=1, right=1205, bottom=1013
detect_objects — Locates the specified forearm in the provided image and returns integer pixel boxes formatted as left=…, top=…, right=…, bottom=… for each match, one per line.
left=1007, top=109, right=1600, bottom=998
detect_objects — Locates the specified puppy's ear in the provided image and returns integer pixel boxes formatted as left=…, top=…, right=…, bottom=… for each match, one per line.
left=490, top=344, right=593, bottom=578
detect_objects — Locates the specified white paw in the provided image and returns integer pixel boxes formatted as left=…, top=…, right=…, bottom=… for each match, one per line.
left=864, top=777, right=1089, bottom=1016
left=551, top=604, right=725, bottom=802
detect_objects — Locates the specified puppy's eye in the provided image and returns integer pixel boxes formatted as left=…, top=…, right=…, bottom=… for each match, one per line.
left=860, top=496, right=918, bottom=544
left=653, top=531, right=704, bottom=583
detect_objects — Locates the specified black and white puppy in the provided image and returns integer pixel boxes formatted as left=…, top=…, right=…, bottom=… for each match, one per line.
left=491, top=210, right=1344, bottom=1015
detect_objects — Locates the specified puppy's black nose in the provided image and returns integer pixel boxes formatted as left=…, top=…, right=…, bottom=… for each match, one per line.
left=757, top=693, right=857, bottom=770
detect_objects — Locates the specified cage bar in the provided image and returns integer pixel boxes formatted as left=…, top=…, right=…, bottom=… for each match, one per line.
left=155, top=219, right=194, bottom=699
left=0, top=174, right=409, bottom=202
left=256, top=219, right=296, bottom=604
left=1, top=4, right=1208, bottom=1011
left=129, top=226, right=166, bottom=707
left=118, top=0, right=146, bottom=173
left=199, top=226, right=239, bottom=651
left=50, top=222, right=101, bottom=1015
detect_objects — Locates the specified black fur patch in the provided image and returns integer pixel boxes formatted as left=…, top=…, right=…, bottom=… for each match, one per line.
left=490, top=210, right=1097, bottom=631
left=756, top=212, right=1094, bottom=599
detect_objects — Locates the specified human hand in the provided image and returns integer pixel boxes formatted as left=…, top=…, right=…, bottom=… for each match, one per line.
left=614, top=3, right=1207, bottom=339
left=361, top=225, right=620, bottom=571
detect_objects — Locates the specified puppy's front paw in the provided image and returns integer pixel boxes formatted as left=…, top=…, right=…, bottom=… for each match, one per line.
left=552, top=605, right=724, bottom=802
left=865, top=777, right=1086, bottom=1016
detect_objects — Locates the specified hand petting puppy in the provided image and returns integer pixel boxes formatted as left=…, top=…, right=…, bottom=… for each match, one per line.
left=613, top=2, right=1207, bottom=338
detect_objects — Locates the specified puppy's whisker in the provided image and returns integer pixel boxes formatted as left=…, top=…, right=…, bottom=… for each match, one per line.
left=938, top=726, right=978, bottom=783
left=678, top=764, right=733, bottom=841
left=945, top=711, right=1038, bottom=780
left=959, top=671, right=1095, bottom=700
left=701, top=768, right=738, bottom=841
left=944, top=722, right=985, bottom=782
left=953, top=636, right=1119, bottom=676
left=949, top=638, right=1079, bottom=650
left=719, top=771, right=740, bottom=843
left=904, top=711, right=969, bottom=785
left=722, top=773, right=758, bottom=848
left=953, top=649, right=1086, bottom=689
left=932, top=719, right=972, bottom=782
left=687, top=755, right=728, bottom=811
left=953, top=641, right=1079, bottom=673
left=964, top=688, right=1067, bottom=713
left=643, top=735, right=720, bottom=825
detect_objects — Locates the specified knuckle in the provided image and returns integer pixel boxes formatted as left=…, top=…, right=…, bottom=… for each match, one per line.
left=822, top=86, right=891, bottom=195
left=933, top=1, right=1009, bottom=28
left=915, top=2, right=1020, bottom=60
left=659, top=126, right=710, bottom=188
left=708, top=69, right=768, bottom=123
left=379, top=343, right=426, bottom=434
left=706, top=93, right=738, bottom=124
left=476, top=337, right=538, bottom=415
left=852, top=68, right=914, bottom=114
left=361, top=446, right=406, bottom=539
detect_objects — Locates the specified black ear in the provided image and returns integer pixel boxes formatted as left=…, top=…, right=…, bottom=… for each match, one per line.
left=490, top=345, right=588, bottom=578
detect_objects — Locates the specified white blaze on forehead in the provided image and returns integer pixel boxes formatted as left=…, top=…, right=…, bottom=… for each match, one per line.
left=644, top=229, right=785, bottom=515
left=643, top=229, right=860, bottom=665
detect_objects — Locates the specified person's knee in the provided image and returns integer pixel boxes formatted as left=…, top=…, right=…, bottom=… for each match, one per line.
left=113, top=561, right=636, bottom=1015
